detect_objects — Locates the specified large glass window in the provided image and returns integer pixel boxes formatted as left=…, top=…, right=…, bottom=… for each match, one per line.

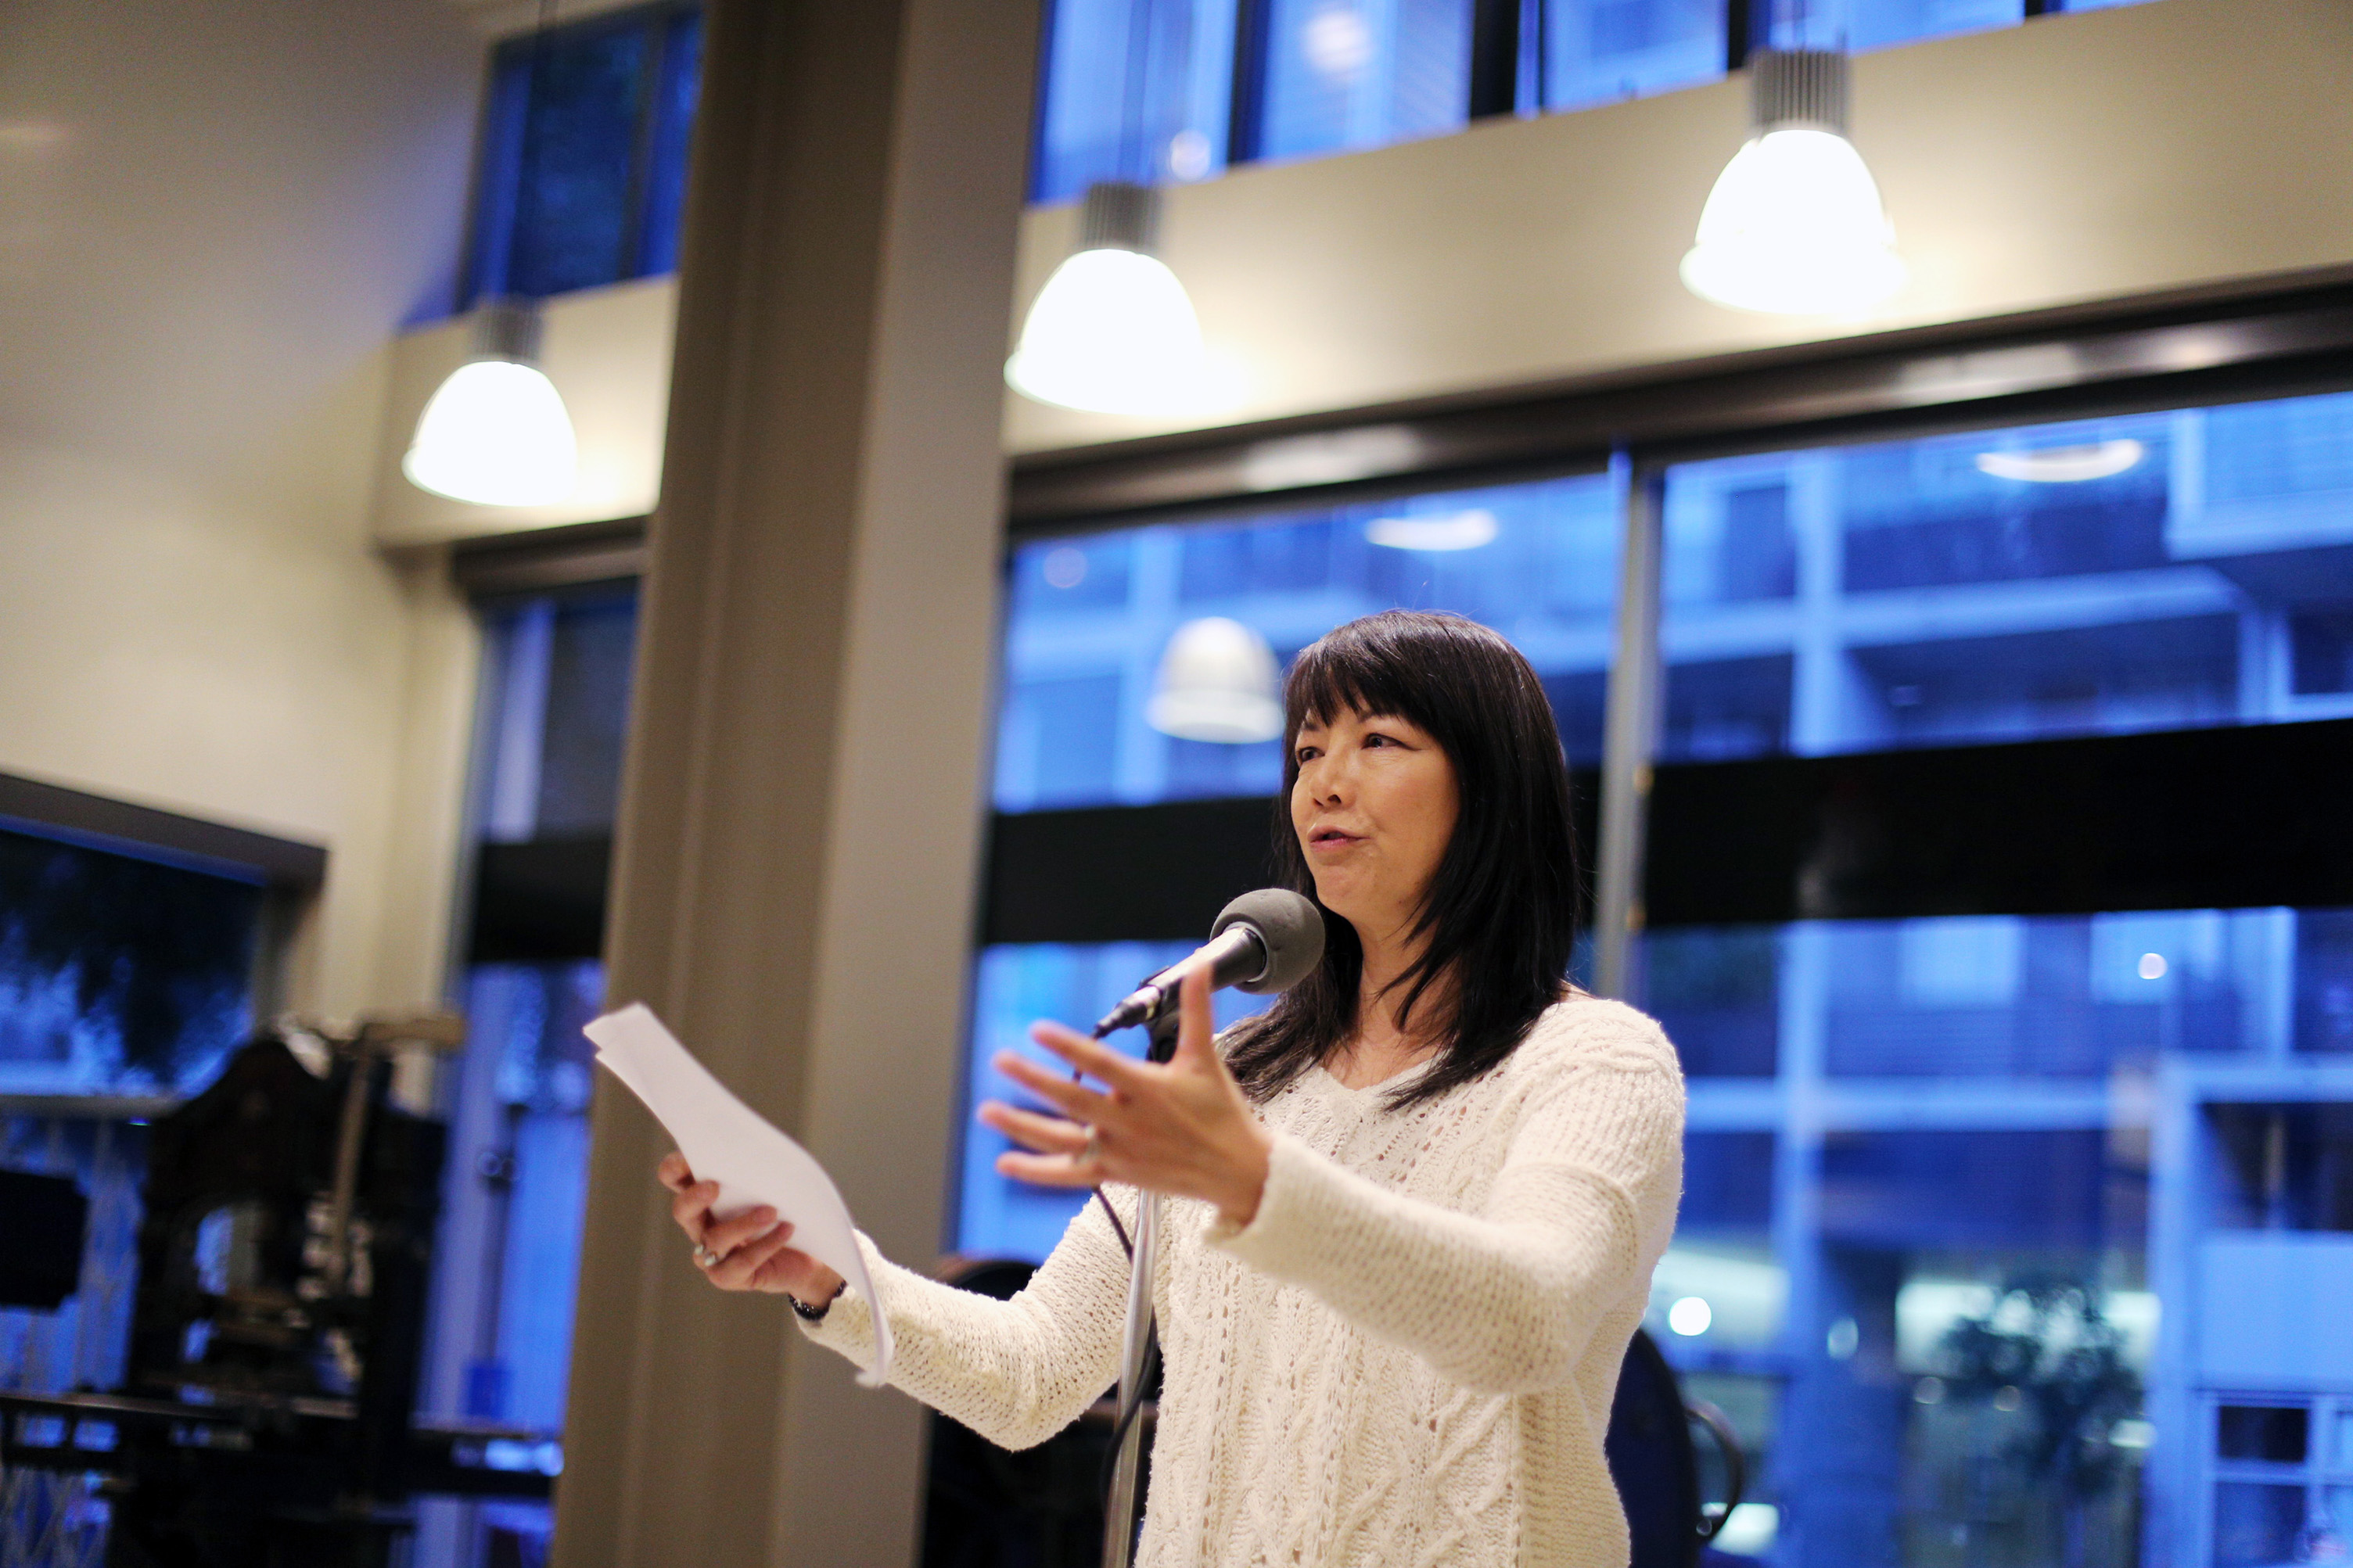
left=1033, top=0, right=1238, bottom=203
left=994, top=471, right=1618, bottom=816
left=1657, top=392, right=2353, bottom=764
left=415, top=587, right=638, bottom=1568
left=1543, top=0, right=1727, bottom=114
left=974, top=376, right=2353, bottom=1563
left=0, top=829, right=264, bottom=1425
left=463, top=3, right=703, bottom=307
left=1033, top=0, right=2160, bottom=201
left=1256, top=0, right=1475, bottom=163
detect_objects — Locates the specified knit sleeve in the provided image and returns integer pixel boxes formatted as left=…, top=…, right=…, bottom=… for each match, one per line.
left=1203, top=1006, right=1685, bottom=1395
left=794, top=1186, right=1135, bottom=1450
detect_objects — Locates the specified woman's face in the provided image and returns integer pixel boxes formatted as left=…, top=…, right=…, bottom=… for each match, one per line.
left=1290, top=705, right=1460, bottom=945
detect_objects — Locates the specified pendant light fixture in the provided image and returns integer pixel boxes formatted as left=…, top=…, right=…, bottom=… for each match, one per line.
left=404, top=0, right=579, bottom=507
left=404, top=299, right=577, bottom=505
left=1006, top=181, right=1212, bottom=416
left=1680, top=48, right=1906, bottom=316
left=1147, top=617, right=1284, bottom=743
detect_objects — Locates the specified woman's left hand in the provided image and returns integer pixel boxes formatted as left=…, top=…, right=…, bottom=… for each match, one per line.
left=979, top=968, right=1273, bottom=1227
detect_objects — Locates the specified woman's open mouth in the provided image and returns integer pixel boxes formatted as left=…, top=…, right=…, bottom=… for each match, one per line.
left=1309, top=827, right=1362, bottom=849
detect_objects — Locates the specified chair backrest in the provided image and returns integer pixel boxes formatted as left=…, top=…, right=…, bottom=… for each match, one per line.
left=1605, top=1328, right=1704, bottom=1568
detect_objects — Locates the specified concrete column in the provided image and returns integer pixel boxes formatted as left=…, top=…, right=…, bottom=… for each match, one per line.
left=549, top=2, right=1036, bottom=1565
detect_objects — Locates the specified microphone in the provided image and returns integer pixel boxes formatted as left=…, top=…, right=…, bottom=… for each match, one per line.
left=1093, top=888, right=1326, bottom=1040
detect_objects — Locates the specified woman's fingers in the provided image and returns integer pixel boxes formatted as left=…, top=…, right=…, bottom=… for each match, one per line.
left=708, top=1220, right=796, bottom=1290
left=1171, top=967, right=1215, bottom=1067
left=995, top=1147, right=1097, bottom=1189
left=978, top=1100, right=1090, bottom=1155
left=669, top=1177, right=719, bottom=1237
left=993, top=1050, right=1118, bottom=1124
left=702, top=1205, right=780, bottom=1257
left=1026, top=1021, right=1149, bottom=1091
left=657, top=1151, right=692, bottom=1191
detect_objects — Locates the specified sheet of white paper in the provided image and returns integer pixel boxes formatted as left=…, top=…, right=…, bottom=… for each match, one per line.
left=584, top=1003, right=893, bottom=1387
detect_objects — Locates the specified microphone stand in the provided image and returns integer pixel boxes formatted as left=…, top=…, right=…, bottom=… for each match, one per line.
left=1102, top=996, right=1182, bottom=1568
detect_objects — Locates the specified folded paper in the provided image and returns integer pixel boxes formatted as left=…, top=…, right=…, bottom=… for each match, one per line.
left=584, top=1003, right=893, bottom=1387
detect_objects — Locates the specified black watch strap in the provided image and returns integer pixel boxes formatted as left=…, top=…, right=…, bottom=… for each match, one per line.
left=788, top=1286, right=841, bottom=1323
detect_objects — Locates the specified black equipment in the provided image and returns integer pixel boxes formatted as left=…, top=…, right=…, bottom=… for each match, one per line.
left=0, top=1017, right=558, bottom=1568
left=0, top=1170, right=89, bottom=1311
left=1092, top=889, right=1325, bottom=1037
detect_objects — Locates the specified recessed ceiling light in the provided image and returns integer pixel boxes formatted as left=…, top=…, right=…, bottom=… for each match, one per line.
left=1974, top=439, right=2144, bottom=483
left=1364, top=509, right=1498, bottom=551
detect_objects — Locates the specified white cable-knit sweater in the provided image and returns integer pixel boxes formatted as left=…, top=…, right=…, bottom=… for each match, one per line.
left=801, top=996, right=1685, bottom=1567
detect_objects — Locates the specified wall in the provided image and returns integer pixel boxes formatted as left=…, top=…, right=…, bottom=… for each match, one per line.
left=0, top=0, right=487, bottom=1021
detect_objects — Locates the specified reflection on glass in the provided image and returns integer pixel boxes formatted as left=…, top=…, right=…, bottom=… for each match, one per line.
left=1544, top=0, right=1724, bottom=112
left=1759, top=0, right=2022, bottom=52
left=1651, top=905, right=2353, bottom=1566
left=1659, top=393, right=2353, bottom=762
left=1033, top=0, right=1236, bottom=201
left=1258, top=0, right=1472, bottom=162
left=997, top=472, right=1620, bottom=813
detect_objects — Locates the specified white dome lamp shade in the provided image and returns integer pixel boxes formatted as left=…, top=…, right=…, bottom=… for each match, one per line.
left=1681, top=49, right=1906, bottom=316
left=1148, top=617, right=1284, bottom=744
left=403, top=298, right=579, bottom=507
left=1007, top=181, right=1212, bottom=417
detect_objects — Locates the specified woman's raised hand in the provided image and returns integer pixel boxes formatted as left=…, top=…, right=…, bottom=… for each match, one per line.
left=657, top=1151, right=844, bottom=1303
left=979, top=968, right=1273, bottom=1227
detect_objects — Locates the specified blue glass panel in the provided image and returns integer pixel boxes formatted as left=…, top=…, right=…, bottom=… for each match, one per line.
left=1258, top=0, right=1474, bottom=162
left=1033, top=0, right=1237, bottom=201
left=960, top=942, right=1276, bottom=1261
left=635, top=9, right=704, bottom=277
left=1661, top=392, right=2353, bottom=762
left=535, top=594, right=640, bottom=835
left=0, top=827, right=258, bottom=1096
left=1543, top=0, right=1726, bottom=113
left=499, top=23, right=651, bottom=298
left=996, top=471, right=1619, bottom=813
left=465, top=6, right=703, bottom=307
left=1759, top=0, right=2021, bottom=52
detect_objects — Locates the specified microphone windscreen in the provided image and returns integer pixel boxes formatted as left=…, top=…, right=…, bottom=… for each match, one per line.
left=1211, top=888, right=1326, bottom=996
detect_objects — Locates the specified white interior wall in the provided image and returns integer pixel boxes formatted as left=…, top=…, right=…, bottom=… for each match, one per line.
left=364, top=0, right=2353, bottom=546
left=0, top=0, right=487, bottom=1020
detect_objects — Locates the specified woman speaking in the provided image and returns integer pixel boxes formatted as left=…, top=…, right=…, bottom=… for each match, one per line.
left=661, top=609, right=1686, bottom=1567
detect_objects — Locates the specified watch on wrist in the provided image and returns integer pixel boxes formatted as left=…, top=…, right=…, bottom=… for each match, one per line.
left=788, top=1285, right=841, bottom=1323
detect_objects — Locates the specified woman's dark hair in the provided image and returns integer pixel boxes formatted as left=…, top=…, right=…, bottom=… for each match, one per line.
left=1224, top=609, right=1582, bottom=1111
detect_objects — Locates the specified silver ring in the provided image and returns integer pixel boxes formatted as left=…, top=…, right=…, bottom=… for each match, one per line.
left=694, top=1243, right=720, bottom=1268
left=1081, top=1127, right=1103, bottom=1164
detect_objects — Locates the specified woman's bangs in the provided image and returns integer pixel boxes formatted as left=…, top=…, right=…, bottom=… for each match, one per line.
left=1283, top=630, right=1427, bottom=744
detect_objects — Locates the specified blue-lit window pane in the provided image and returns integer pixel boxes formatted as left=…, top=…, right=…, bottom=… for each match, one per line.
left=1660, top=391, right=2353, bottom=762
left=1543, top=0, right=1725, bottom=113
left=1258, top=0, right=1473, bottom=163
left=1759, top=0, right=2022, bottom=52
left=1645, top=908, right=2353, bottom=1568
left=634, top=9, right=704, bottom=276
left=465, top=4, right=702, bottom=307
left=0, top=829, right=258, bottom=1096
left=997, top=472, right=1619, bottom=813
left=1033, top=0, right=1236, bottom=201
left=961, top=943, right=1275, bottom=1260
